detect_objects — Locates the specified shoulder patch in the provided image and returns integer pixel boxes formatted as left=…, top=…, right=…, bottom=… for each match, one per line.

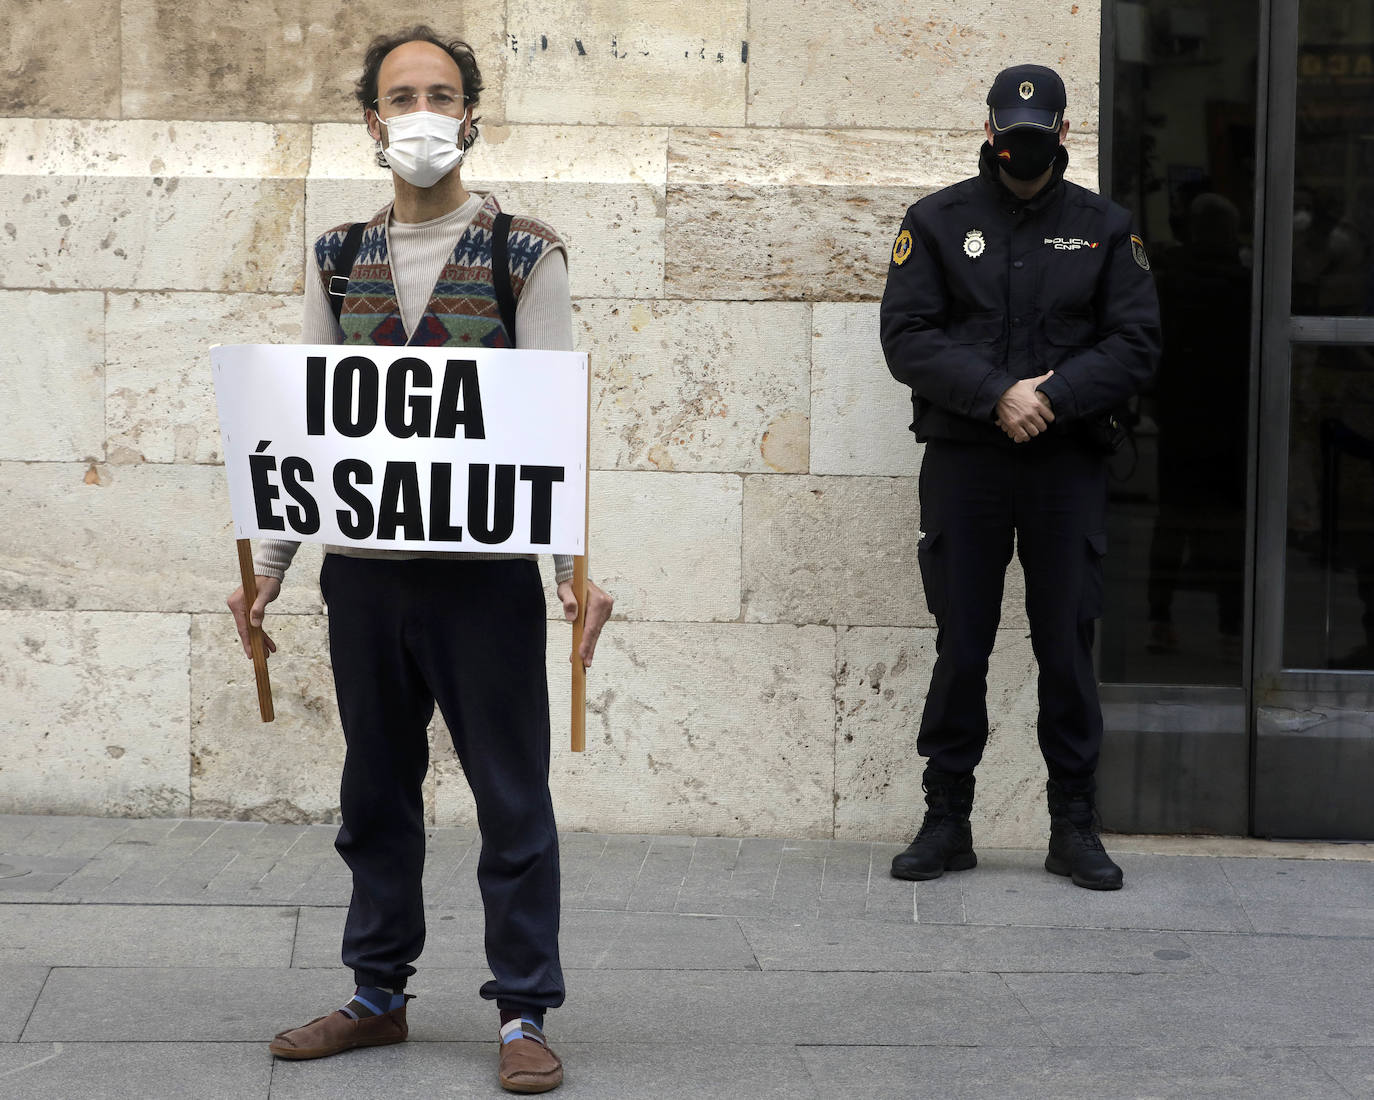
left=892, top=228, right=913, bottom=266
left=1130, top=234, right=1150, bottom=271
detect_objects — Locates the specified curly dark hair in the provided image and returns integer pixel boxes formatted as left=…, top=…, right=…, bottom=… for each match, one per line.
left=354, top=25, right=484, bottom=110
left=355, top=26, right=484, bottom=167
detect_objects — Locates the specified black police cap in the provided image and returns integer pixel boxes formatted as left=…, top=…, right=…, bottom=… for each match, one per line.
left=987, top=64, right=1066, bottom=133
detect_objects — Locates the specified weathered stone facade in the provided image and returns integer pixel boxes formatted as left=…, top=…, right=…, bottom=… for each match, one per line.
left=0, top=0, right=1101, bottom=845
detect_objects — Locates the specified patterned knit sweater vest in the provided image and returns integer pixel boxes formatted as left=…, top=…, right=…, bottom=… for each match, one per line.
left=313, top=195, right=562, bottom=348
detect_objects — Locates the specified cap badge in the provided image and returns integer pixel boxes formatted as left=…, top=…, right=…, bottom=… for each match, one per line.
left=963, top=229, right=986, bottom=260
left=892, top=228, right=913, bottom=266
left=1019, top=81, right=1035, bottom=100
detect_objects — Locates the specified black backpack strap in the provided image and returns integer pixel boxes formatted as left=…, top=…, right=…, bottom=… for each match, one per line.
left=492, top=211, right=517, bottom=346
left=326, top=222, right=367, bottom=323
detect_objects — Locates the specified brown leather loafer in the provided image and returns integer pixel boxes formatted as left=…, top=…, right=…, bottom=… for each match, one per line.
left=499, top=1036, right=563, bottom=1093
left=268, top=1005, right=408, bottom=1060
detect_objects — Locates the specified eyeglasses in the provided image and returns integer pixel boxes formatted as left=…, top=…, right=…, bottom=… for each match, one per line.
left=373, top=88, right=469, bottom=116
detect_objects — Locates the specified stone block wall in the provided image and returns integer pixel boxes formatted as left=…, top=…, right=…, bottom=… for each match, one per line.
left=0, top=0, right=1101, bottom=846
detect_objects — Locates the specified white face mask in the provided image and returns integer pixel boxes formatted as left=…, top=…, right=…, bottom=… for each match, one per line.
left=378, top=110, right=466, bottom=188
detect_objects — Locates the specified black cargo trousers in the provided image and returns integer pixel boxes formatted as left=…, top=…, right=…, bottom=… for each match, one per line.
left=320, top=553, right=564, bottom=1014
left=915, top=437, right=1107, bottom=781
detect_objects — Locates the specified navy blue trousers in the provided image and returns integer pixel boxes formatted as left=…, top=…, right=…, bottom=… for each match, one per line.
left=915, top=439, right=1107, bottom=781
left=321, top=554, right=564, bottom=1012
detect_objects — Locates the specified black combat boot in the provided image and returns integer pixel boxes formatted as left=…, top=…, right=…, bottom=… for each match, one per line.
left=890, top=770, right=977, bottom=881
left=1045, top=778, right=1123, bottom=890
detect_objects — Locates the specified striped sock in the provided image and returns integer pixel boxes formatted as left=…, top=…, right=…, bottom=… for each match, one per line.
left=341, top=985, right=406, bottom=1019
left=499, top=1008, right=546, bottom=1045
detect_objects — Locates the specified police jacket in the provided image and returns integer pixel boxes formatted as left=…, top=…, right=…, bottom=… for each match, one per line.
left=879, top=144, right=1161, bottom=448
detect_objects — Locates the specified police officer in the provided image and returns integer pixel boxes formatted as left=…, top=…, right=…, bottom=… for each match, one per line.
left=879, top=65, right=1160, bottom=890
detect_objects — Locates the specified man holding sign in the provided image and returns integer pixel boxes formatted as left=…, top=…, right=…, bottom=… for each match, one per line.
left=225, top=26, right=611, bottom=1094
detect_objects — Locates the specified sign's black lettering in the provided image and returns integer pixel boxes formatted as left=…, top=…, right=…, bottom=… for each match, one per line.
left=384, top=358, right=433, bottom=439
left=428, top=463, right=464, bottom=542
left=376, top=461, right=424, bottom=541
left=333, top=459, right=374, bottom=538
left=434, top=359, right=486, bottom=439
left=281, top=457, right=320, bottom=535
left=306, top=355, right=487, bottom=440
left=305, top=356, right=327, bottom=435
left=467, top=463, right=516, bottom=544
left=520, top=465, right=564, bottom=545
left=332, top=356, right=379, bottom=438
left=248, top=442, right=285, bottom=531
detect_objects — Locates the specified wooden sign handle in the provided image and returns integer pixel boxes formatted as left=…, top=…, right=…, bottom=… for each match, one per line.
left=571, top=352, right=591, bottom=752
left=236, top=539, right=275, bottom=723
left=571, top=553, right=588, bottom=752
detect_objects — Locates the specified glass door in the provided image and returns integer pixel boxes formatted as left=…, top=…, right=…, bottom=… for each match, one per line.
left=1097, top=0, right=1262, bottom=834
left=1252, top=0, right=1374, bottom=838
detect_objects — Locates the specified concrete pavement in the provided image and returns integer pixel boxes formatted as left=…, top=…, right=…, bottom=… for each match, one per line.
left=0, top=815, right=1371, bottom=1098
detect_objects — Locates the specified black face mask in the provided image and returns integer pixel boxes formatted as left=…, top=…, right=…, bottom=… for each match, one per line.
left=991, top=128, right=1060, bottom=181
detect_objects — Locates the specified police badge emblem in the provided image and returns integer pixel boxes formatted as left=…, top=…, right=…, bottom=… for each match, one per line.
left=1019, top=81, right=1034, bottom=100
left=892, top=229, right=913, bottom=266
left=963, top=229, right=986, bottom=259
left=1130, top=233, right=1150, bottom=271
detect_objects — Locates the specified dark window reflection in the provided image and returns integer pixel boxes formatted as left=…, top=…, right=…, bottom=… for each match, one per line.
left=1291, top=9, right=1374, bottom=317
left=1282, top=5, right=1374, bottom=670
left=1283, top=344, right=1374, bottom=668
left=1146, top=203, right=1250, bottom=657
left=1100, top=0, right=1257, bottom=684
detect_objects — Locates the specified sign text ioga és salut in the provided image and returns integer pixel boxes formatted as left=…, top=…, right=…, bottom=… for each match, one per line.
left=212, top=345, right=588, bottom=555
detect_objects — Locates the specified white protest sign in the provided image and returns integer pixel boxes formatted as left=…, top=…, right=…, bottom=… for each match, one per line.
left=212, top=344, right=587, bottom=555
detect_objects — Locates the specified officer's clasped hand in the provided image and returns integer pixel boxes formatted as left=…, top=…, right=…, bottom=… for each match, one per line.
left=994, top=370, right=1056, bottom=444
